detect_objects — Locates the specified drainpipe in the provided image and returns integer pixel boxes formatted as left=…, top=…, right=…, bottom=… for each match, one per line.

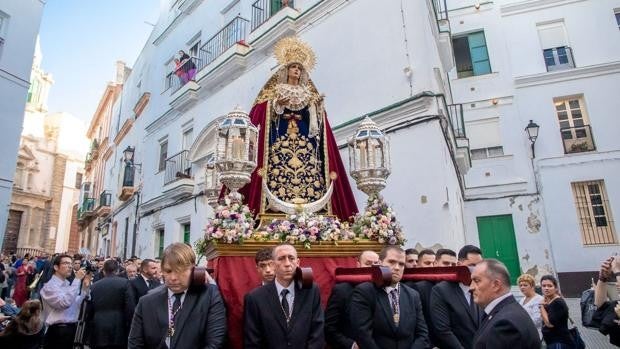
left=131, top=191, right=140, bottom=258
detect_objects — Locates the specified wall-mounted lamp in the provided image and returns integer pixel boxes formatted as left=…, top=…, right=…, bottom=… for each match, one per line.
left=123, top=146, right=142, bottom=169
left=525, top=120, right=540, bottom=158
left=474, top=3, right=481, bottom=10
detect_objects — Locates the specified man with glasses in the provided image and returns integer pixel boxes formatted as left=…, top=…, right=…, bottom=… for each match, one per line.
left=40, top=254, right=90, bottom=349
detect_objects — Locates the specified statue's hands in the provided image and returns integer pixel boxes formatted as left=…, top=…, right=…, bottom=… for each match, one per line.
left=276, top=97, right=290, bottom=106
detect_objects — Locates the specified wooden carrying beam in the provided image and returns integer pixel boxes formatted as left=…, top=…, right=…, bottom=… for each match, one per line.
left=401, top=266, right=471, bottom=284
left=334, top=266, right=392, bottom=287
left=334, top=265, right=471, bottom=286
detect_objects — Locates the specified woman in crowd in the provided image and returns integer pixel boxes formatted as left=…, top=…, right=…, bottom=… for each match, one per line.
left=517, top=273, right=544, bottom=340
left=540, top=274, right=575, bottom=348
left=12, top=258, right=30, bottom=307
left=0, top=299, right=45, bottom=349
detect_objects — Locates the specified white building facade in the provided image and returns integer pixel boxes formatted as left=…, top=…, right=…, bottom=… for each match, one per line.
left=0, top=0, right=45, bottom=248
left=449, top=0, right=620, bottom=295
left=89, top=0, right=619, bottom=295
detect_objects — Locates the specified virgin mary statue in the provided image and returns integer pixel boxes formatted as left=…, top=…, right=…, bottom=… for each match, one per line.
left=239, top=36, right=357, bottom=222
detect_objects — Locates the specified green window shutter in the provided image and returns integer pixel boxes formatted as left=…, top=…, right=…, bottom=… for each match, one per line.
left=468, top=32, right=491, bottom=76
left=158, top=230, right=165, bottom=258
left=183, top=224, right=191, bottom=244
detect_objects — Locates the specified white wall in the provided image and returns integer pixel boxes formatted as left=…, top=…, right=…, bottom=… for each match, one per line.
left=0, top=0, right=45, bottom=246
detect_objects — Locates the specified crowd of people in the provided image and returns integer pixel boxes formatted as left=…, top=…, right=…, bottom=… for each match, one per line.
left=0, top=245, right=616, bottom=348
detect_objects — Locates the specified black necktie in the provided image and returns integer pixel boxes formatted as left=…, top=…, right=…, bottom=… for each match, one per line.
left=172, top=292, right=183, bottom=319
left=148, top=279, right=157, bottom=289
left=280, top=289, right=290, bottom=319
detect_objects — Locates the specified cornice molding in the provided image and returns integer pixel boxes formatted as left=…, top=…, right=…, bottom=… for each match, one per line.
left=500, top=0, right=586, bottom=17
left=515, top=61, right=620, bottom=88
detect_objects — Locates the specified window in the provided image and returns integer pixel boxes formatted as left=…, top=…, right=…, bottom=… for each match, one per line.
left=0, top=11, right=8, bottom=57
left=183, top=223, right=191, bottom=244
left=571, top=180, right=617, bottom=245
left=182, top=128, right=193, bottom=150
left=470, top=146, right=504, bottom=160
left=615, top=9, right=620, bottom=29
left=537, top=21, right=574, bottom=71
left=75, top=172, right=83, bottom=189
left=158, top=141, right=168, bottom=172
left=452, top=31, right=491, bottom=78
left=189, top=41, right=201, bottom=58
left=157, top=228, right=165, bottom=258
left=554, top=97, right=595, bottom=153
left=465, top=118, right=503, bottom=160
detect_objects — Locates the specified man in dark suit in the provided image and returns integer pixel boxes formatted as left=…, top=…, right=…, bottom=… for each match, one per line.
left=128, top=243, right=226, bottom=349
left=470, top=259, right=539, bottom=349
left=430, top=245, right=484, bottom=349
left=350, top=246, right=429, bottom=349
left=125, top=258, right=159, bottom=326
left=89, top=259, right=129, bottom=349
left=409, top=247, right=460, bottom=347
left=325, top=250, right=379, bottom=349
left=244, top=243, right=324, bottom=348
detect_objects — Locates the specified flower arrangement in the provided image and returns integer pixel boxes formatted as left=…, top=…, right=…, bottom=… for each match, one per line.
left=204, top=196, right=255, bottom=244
left=352, top=193, right=406, bottom=246
left=254, top=212, right=357, bottom=249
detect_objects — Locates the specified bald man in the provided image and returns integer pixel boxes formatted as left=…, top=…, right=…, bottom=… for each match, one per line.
left=325, top=250, right=379, bottom=349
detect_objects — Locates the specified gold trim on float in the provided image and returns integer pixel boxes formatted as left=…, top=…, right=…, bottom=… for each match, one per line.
left=214, top=240, right=384, bottom=257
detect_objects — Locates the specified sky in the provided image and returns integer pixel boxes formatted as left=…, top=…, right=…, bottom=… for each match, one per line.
left=39, top=0, right=160, bottom=125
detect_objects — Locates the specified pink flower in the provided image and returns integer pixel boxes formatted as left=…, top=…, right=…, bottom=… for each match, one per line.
left=221, top=209, right=230, bottom=218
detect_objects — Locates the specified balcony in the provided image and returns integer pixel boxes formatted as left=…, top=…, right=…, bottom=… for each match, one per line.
left=447, top=103, right=471, bottom=175
left=95, top=190, right=112, bottom=217
left=561, top=125, right=596, bottom=154
left=544, top=46, right=575, bottom=72
left=251, top=0, right=295, bottom=31
left=165, top=57, right=201, bottom=94
left=163, top=150, right=194, bottom=199
left=78, top=197, right=96, bottom=221
left=164, top=150, right=192, bottom=185
left=430, top=0, right=449, bottom=32
left=199, top=16, right=249, bottom=71
left=118, top=165, right=136, bottom=201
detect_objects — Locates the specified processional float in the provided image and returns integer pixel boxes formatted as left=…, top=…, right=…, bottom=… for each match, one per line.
left=198, top=36, right=467, bottom=348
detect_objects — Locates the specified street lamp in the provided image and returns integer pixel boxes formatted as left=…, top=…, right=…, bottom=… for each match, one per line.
left=123, top=146, right=135, bottom=164
left=525, top=120, right=540, bottom=158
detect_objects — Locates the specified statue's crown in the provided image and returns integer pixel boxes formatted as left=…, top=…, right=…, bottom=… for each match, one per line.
left=274, top=36, right=316, bottom=71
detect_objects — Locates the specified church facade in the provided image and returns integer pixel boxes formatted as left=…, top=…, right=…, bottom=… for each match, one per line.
left=86, top=0, right=619, bottom=295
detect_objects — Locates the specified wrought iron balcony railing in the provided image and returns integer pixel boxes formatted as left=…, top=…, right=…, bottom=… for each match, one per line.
left=561, top=124, right=596, bottom=154
left=198, top=16, right=249, bottom=70
left=447, top=103, right=466, bottom=138
left=251, top=0, right=295, bottom=31
left=543, top=46, right=575, bottom=72
left=164, top=150, right=192, bottom=185
left=99, top=190, right=111, bottom=208
left=122, top=164, right=135, bottom=187
left=165, top=56, right=201, bottom=93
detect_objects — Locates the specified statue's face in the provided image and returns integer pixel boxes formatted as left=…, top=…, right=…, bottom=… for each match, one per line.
left=287, top=63, right=302, bottom=82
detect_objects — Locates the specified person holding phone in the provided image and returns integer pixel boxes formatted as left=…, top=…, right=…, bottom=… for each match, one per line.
left=594, top=255, right=620, bottom=346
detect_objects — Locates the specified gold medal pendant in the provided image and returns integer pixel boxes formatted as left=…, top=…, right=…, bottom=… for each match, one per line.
left=168, top=327, right=175, bottom=337
left=393, top=313, right=400, bottom=324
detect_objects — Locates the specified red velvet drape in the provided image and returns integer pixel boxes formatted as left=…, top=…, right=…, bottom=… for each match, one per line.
left=213, top=256, right=357, bottom=349
left=234, top=102, right=358, bottom=221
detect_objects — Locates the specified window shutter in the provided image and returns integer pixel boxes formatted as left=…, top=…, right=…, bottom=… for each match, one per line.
left=537, top=22, right=567, bottom=49
left=468, top=32, right=491, bottom=75
left=466, top=118, right=502, bottom=149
